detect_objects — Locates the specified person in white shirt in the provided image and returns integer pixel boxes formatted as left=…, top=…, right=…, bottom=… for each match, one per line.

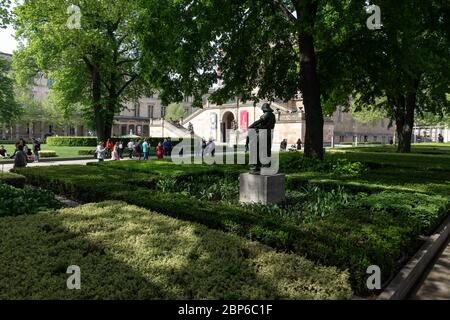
left=127, top=141, right=135, bottom=159
left=96, top=142, right=106, bottom=162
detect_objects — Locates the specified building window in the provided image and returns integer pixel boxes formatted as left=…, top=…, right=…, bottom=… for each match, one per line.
left=121, top=125, right=127, bottom=136
left=161, top=106, right=167, bottom=118
left=374, top=136, right=378, bottom=142
left=184, top=96, right=190, bottom=103
left=134, top=102, right=140, bottom=117
left=148, top=105, right=154, bottom=119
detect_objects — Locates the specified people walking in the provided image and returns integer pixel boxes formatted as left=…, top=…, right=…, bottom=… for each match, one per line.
left=296, top=138, right=302, bottom=151
left=142, top=139, right=149, bottom=160
left=127, top=140, right=135, bottom=159
left=106, top=139, right=114, bottom=158
left=156, top=142, right=164, bottom=160
left=163, top=139, right=170, bottom=157
left=112, top=142, right=120, bottom=161
left=96, top=142, right=107, bottom=162
left=135, top=140, right=143, bottom=160
left=118, top=141, right=124, bottom=159
left=32, top=138, right=41, bottom=162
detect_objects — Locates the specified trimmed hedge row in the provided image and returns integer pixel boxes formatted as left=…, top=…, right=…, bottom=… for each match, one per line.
left=0, top=183, right=62, bottom=217
left=46, top=137, right=98, bottom=147
left=0, top=202, right=352, bottom=299
left=39, top=150, right=58, bottom=158
left=46, top=136, right=195, bottom=148
left=0, top=172, right=26, bottom=188
left=16, top=164, right=450, bottom=294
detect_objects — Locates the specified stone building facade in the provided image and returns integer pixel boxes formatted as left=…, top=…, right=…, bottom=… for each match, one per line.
left=181, top=98, right=393, bottom=148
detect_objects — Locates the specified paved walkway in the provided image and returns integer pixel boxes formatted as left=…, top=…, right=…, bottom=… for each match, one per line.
left=0, top=158, right=112, bottom=173
left=410, top=236, right=450, bottom=300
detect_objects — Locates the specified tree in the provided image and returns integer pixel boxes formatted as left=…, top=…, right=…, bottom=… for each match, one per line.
left=13, top=0, right=145, bottom=141
left=0, top=0, right=11, bottom=28
left=0, top=56, right=20, bottom=137
left=324, top=1, right=450, bottom=153
left=137, top=0, right=361, bottom=159
left=165, top=103, right=187, bottom=122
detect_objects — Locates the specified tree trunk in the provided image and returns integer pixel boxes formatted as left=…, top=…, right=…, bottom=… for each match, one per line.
left=395, top=100, right=414, bottom=153
left=394, top=78, right=419, bottom=153
left=92, top=65, right=106, bottom=142
left=298, top=32, right=324, bottom=160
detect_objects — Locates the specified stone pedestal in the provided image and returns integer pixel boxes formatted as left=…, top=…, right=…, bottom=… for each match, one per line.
left=239, top=173, right=285, bottom=205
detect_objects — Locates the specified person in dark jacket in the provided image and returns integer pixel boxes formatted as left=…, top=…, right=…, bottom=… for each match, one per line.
left=13, top=145, right=28, bottom=170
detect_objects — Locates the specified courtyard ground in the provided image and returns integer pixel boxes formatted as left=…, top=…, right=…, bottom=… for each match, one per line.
left=0, top=143, right=449, bottom=299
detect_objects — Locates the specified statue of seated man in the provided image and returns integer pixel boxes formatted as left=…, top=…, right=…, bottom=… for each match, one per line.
left=246, top=103, right=276, bottom=174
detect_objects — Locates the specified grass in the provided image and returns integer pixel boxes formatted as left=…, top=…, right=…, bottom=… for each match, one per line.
left=0, top=144, right=95, bottom=160
left=0, top=202, right=352, bottom=299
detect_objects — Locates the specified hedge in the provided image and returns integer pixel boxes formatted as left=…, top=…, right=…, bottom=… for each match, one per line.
left=0, top=202, right=352, bottom=299
left=39, top=150, right=58, bottom=158
left=0, top=183, right=62, bottom=217
left=16, top=164, right=450, bottom=294
left=0, top=172, right=26, bottom=188
left=46, top=136, right=195, bottom=148
left=46, top=137, right=98, bottom=147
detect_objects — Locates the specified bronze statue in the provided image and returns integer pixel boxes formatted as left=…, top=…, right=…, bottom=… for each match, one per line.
left=246, top=103, right=276, bottom=174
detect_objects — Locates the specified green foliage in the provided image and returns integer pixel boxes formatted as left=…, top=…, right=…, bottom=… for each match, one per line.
left=16, top=157, right=450, bottom=294
left=46, top=137, right=98, bottom=147
left=165, top=102, right=187, bottom=121
left=0, top=56, right=20, bottom=125
left=0, top=183, right=62, bottom=217
left=0, top=0, right=12, bottom=27
left=157, top=175, right=239, bottom=202
left=13, top=0, right=147, bottom=140
left=0, top=202, right=352, bottom=299
left=39, top=150, right=58, bottom=158
left=324, top=0, right=450, bottom=146
left=0, top=172, right=26, bottom=188
left=280, top=152, right=366, bottom=176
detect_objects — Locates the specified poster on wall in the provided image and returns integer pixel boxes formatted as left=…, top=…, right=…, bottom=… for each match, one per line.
left=210, top=113, right=217, bottom=130
left=240, top=111, right=249, bottom=132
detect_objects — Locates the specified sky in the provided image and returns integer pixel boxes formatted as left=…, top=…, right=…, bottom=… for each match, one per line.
left=0, top=25, right=17, bottom=54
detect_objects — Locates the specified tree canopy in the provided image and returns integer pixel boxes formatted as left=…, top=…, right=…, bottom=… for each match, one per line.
left=13, top=0, right=145, bottom=141
left=137, top=0, right=369, bottom=159
left=0, top=56, right=20, bottom=128
left=324, top=0, right=450, bottom=152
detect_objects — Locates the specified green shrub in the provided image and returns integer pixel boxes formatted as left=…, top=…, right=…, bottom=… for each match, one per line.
left=0, top=202, right=352, bottom=299
left=0, top=172, right=26, bottom=188
left=0, top=184, right=62, bottom=217
left=39, top=150, right=58, bottom=158
left=280, top=152, right=366, bottom=176
left=17, top=163, right=450, bottom=294
left=46, top=137, right=98, bottom=147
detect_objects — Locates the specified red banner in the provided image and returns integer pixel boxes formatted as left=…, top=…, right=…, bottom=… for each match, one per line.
left=240, top=111, right=249, bottom=132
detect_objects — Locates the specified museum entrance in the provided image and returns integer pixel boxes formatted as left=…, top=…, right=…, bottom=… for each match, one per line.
left=221, top=112, right=235, bottom=143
